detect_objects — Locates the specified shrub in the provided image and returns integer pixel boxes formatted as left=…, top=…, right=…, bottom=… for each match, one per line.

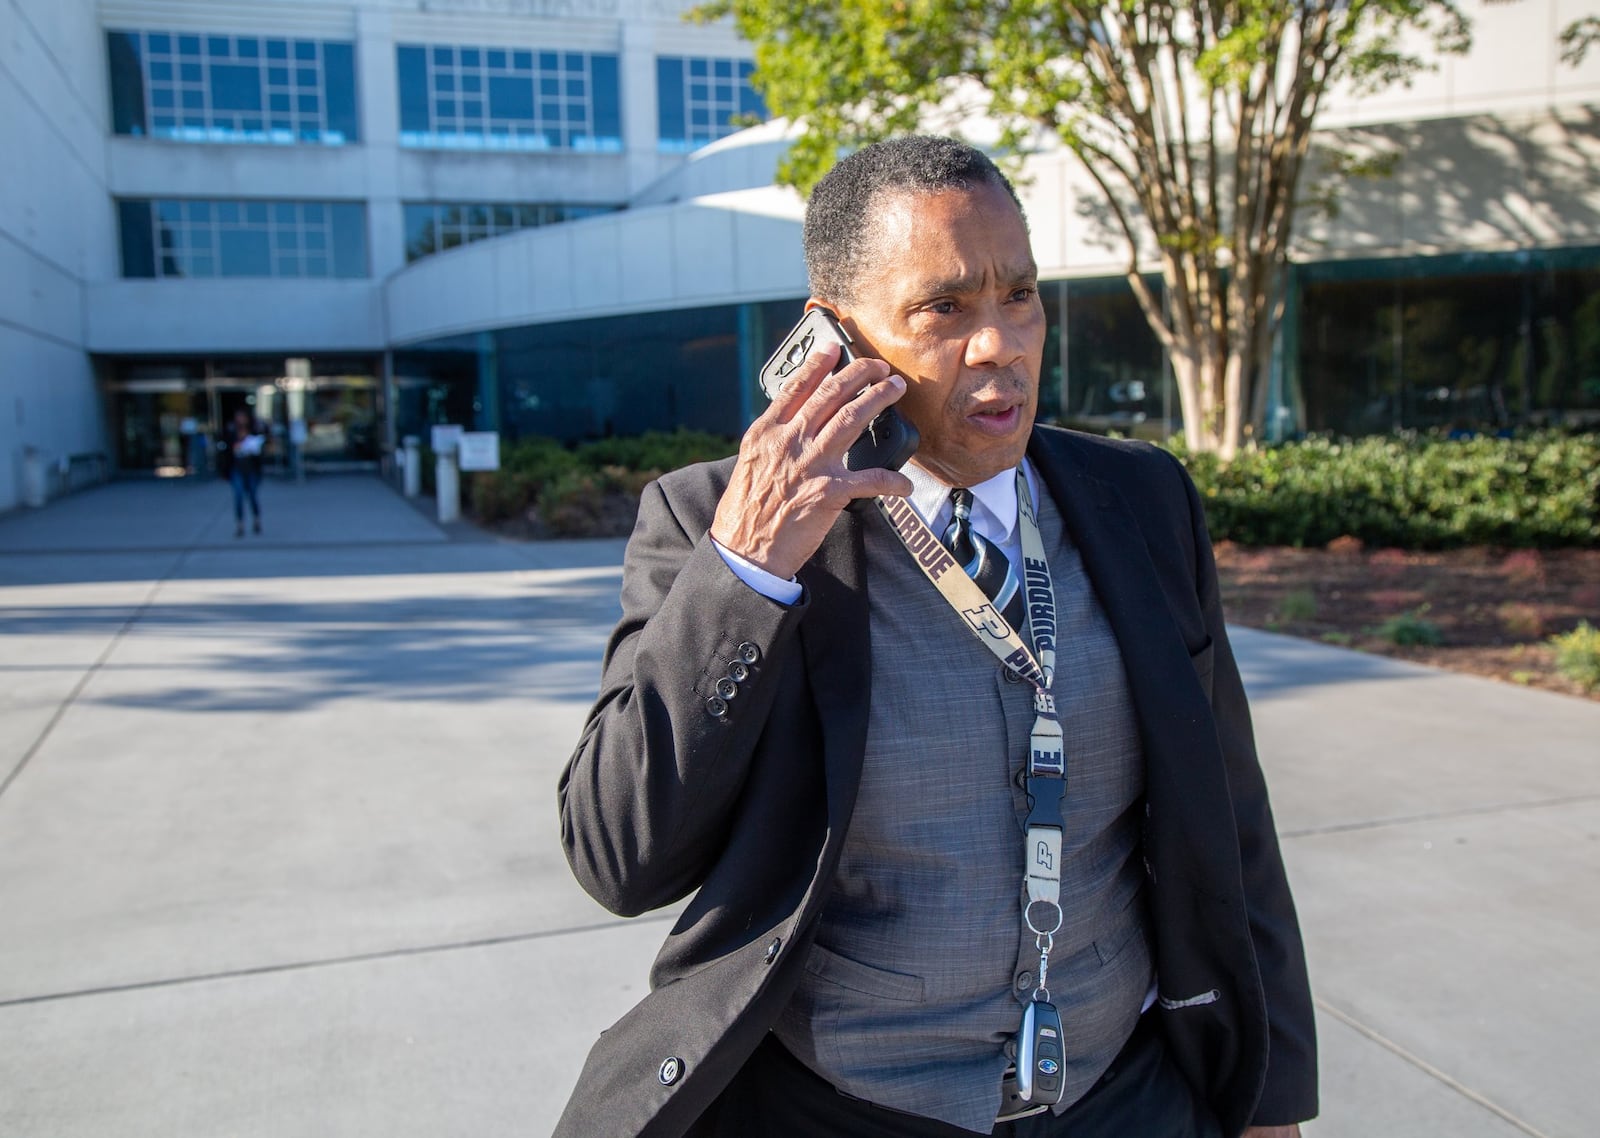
left=1549, top=621, right=1600, bottom=692
left=1374, top=606, right=1444, bottom=647
left=1171, top=431, right=1600, bottom=549
left=1277, top=587, right=1318, bottom=624
left=538, top=470, right=609, bottom=536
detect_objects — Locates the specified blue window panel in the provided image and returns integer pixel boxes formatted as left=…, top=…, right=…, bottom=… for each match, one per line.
left=565, top=53, right=583, bottom=71
left=190, top=228, right=212, bottom=248
left=295, top=41, right=316, bottom=61
left=433, top=46, right=454, bottom=67
left=213, top=115, right=237, bottom=131
left=270, top=94, right=291, bottom=113
left=566, top=78, right=585, bottom=97
left=118, top=200, right=156, bottom=277
left=181, top=62, right=202, bottom=82
left=181, top=89, right=204, bottom=110
left=656, top=58, right=685, bottom=144
left=462, top=48, right=481, bottom=68
left=178, top=35, right=200, bottom=56
left=539, top=52, right=557, bottom=71
left=304, top=230, right=327, bottom=251
left=691, top=108, right=711, bottom=127
left=209, top=37, right=231, bottom=58
left=268, top=66, right=289, bottom=85
left=220, top=229, right=271, bottom=276
left=192, top=256, right=215, bottom=275
left=463, top=100, right=482, bottom=118
left=403, top=204, right=435, bottom=261
left=488, top=49, right=506, bottom=69
left=322, top=42, right=358, bottom=141
left=436, top=99, right=456, bottom=118
left=304, top=203, right=325, bottom=225
left=210, top=64, right=262, bottom=111
left=274, top=203, right=297, bottom=224
left=541, top=77, right=558, bottom=96
left=489, top=75, right=534, bottom=121
left=591, top=54, right=620, bottom=143
left=397, top=46, right=430, bottom=134
left=276, top=256, right=298, bottom=275
left=716, top=83, right=733, bottom=102
left=566, top=103, right=584, bottom=122
left=218, top=202, right=240, bottom=223
left=740, top=84, right=765, bottom=119
left=238, top=40, right=259, bottom=60
left=266, top=39, right=287, bottom=60
left=540, top=102, right=559, bottom=122
left=153, top=115, right=176, bottom=129
left=436, top=72, right=455, bottom=92
left=297, top=94, right=320, bottom=115
left=514, top=51, right=532, bottom=71
left=714, top=59, right=732, bottom=79
left=149, top=60, right=172, bottom=81
left=689, top=59, right=707, bottom=77
left=690, top=83, right=707, bottom=101
left=244, top=202, right=268, bottom=224
left=241, top=117, right=262, bottom=133
left=183, top=115, right=205, bottom=129
left=740, top=61, right=755, bottom=79
left=148, top=33, right=170, bottom=52
left=462, top=73, right=481, bottom=93
left=306, top=256, right=328, bottom=276
left=186, top=201, right=211, bottom=222
left=296, top=67, right=317, bottom=87
left=161, top=255, right=182, bottom=276
left=151, top=88, right=174, bottom=109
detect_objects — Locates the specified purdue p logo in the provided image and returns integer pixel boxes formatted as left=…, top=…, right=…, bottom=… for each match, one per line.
left=962, top=604, right=1008, bottom=640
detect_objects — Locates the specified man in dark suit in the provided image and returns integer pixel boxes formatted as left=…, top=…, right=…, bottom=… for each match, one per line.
left=557, top=136, right=1316, bottom=1138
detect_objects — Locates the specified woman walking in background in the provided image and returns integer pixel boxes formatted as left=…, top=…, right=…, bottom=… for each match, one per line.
left=217, top=408, right=267, bottom=537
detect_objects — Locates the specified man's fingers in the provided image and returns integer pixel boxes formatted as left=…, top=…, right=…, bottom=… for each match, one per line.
left=843, top=467, right=915, bottom=502
left=811, top=368, right=906, bottom=454
left=766, top=340, right=842, bottom=419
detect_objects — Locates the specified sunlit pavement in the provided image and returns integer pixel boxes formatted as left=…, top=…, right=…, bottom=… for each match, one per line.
left=1, top=476, right=1595, bottom=1137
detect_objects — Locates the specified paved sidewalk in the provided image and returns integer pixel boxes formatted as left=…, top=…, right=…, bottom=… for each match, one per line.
left=1, top=478, right=1596, bottom=1137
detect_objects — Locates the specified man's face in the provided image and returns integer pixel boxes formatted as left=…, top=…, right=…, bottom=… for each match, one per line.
left=827, top=181, right=1045, bottom=487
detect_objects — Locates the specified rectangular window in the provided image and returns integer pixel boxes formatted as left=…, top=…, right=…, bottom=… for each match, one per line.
left=116, top=198, right=369, bottom=279
left=106, top=29, right=359, bottom=145
left=402, top=201, right=619, bottom=262
left=396, top=43, right=622, bottom=152
left=656, top=56, right=764, bottom=153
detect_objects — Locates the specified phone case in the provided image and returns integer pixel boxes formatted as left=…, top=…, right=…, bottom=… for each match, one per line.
left=758, top=309, right=919, bottom=471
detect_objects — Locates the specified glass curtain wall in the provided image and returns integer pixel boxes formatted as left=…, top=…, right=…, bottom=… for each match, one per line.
left=656, top=56, right=766, bottom=153
left=1295, top=247, right=1600, bottom=435
left=118, top=200, right=368, bottom=279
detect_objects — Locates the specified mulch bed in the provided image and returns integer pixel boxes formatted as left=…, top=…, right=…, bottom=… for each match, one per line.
left=1212, top=543, right=1600, bottom=701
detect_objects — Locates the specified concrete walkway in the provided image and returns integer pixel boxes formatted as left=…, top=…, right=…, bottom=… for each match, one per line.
left=0, top=477, right=1595, bottom=1137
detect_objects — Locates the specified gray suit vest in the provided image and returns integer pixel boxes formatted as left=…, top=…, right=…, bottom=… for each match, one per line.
left=774, top=479, right=1153, bottom=1134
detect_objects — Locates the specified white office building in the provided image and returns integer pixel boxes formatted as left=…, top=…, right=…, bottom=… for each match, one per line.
left=4, top=0, right=1600, bottom=512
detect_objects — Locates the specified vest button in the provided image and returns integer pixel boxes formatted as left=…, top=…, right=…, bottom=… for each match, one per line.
left=1015, top=971, right=1033, bottom=991
left=658, top=1056, right=684, bottom=1086
left=1002, top=667, right=1023, bottom=683
left=764, top=936, right=782, bottom=964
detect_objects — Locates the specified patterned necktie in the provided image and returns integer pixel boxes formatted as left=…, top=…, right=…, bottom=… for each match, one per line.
left=943, top=487, right=1027, bottom=634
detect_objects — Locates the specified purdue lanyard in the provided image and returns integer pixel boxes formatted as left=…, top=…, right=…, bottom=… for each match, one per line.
left=876, top=468, right=1070, bottom=1107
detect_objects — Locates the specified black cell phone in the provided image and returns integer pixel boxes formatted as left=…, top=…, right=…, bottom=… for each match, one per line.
left=758, top=308, right=919, bottom=472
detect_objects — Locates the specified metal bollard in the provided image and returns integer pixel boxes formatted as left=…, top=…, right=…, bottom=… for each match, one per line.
left=435, top=444, right=460, bottom=523
left=403, top=435, right=421, bottom=498
left=21, top=446, right=47, bottom=508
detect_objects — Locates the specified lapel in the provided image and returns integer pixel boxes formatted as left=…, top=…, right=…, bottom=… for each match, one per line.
left=1026, top=431, right=1225, bottom=810
left=796, top=501, right=873, bottom=833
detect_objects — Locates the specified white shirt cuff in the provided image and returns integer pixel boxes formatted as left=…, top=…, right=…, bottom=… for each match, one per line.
left=711, top=538, right=804, bottom=605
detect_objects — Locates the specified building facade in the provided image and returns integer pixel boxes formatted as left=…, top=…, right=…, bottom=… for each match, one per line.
left=3, top=0, right=1599, bottom=513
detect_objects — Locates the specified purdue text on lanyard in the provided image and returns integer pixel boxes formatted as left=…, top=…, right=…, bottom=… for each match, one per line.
left=877, top=469, right=1068, bottom=1109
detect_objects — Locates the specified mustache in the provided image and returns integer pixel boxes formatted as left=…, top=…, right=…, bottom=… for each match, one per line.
left=966, top=367, right=1032, bottom=398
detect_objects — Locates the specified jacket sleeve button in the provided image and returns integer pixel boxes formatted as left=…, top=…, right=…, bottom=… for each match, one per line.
left=715, top=677, right=738, bottom=700
left=727, top=660, right=750, bottom=682
left=737, top=641, right=761, bottom=664
left=706, top=696, right=728, bottom=718
left=658, top=1056, right=684, bottom=1086
left=764, top=936, right=782, bottom=964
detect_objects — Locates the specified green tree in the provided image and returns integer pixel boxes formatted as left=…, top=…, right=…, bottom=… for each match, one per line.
left=700, top=0, right=1480, bottom=458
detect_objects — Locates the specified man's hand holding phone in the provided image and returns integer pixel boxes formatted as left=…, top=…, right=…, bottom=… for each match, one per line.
left=710, top=341, right=914, bottom=581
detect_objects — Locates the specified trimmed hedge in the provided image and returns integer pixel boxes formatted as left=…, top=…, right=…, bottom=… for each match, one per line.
left=468, top=430, right=737, bottom=535
left=1171, top=432, right=1600, bottom=549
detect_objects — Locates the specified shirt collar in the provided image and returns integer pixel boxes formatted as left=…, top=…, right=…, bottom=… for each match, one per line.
left=903, top=458, right=1034, bottom=545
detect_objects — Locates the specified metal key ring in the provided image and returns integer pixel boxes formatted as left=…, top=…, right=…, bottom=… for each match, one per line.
left=1025, top=899, right=1063, bottom=937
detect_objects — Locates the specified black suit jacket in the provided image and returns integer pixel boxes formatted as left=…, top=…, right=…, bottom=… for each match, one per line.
left=556, top=425, right=1317, bottom=1137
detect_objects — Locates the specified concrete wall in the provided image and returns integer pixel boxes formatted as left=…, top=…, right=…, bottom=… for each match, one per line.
left=0, top=0, right=114, bottom=513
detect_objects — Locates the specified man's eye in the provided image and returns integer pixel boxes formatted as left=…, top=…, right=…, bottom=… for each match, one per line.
left=927, top=300, right=958, bottom=315
left=1009, top=287, right=1036, bottom=303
